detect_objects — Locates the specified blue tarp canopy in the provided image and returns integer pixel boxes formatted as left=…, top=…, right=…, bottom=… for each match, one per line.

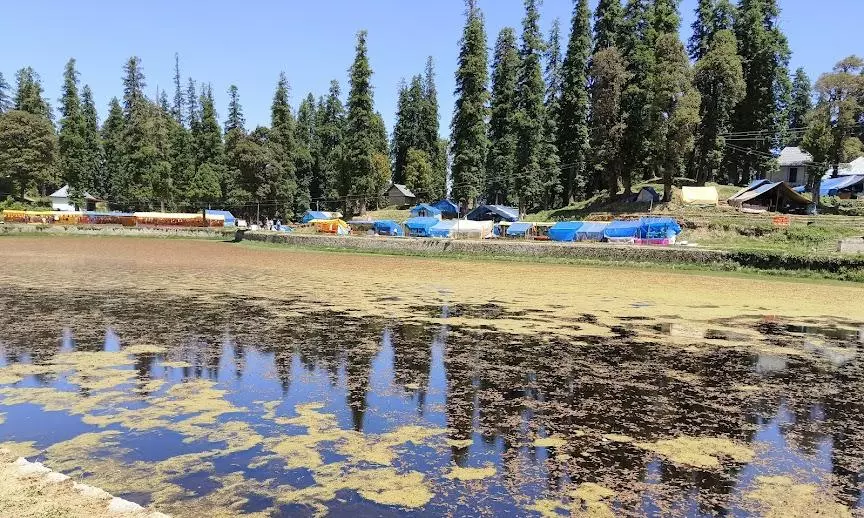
left=548, top=221, right=584, bottom=242
left=301, top=210, right=332, bottom=223
left=506, top=222, right=535, bottom=237
left=818, top=175, right=864, bottom=196
left=431, top=199, right=460, bottom=216
left=206, top=209, right=236, bottom=226
left=429, top=220, right=457, bottom=238
left=409, top=203, right=442, bottom=218
left=639, top=217, right=681, bottom=239
left=466, top=205, right=519, bottom=222
left=373, top=220, right=404, bottom=236
left=604, top=220, right=642, bottom=239
left=576, top=222, right=608, bottom=241
left=404, top=217, right=440, bottom=237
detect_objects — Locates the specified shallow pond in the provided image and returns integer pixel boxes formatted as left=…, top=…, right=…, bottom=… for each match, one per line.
left=0, top=237, right=863, bottom=517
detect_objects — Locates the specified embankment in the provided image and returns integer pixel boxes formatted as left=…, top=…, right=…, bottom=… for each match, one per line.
left=0, top=223, right=234, bottom=240
left=241, top=232, right=864, bottom=281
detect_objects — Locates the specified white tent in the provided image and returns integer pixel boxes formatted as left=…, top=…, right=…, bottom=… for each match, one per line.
left=681, top=186, right=719, bottom=205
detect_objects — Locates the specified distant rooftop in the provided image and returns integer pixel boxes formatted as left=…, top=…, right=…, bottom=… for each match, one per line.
left=778, top=147, right=813, bottom=167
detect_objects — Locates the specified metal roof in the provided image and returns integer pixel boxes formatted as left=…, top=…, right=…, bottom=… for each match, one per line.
left=778, top=147, right=813, bottom=167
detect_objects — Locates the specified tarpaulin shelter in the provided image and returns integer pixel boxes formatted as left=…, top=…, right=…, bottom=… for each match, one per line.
left=506, top=222, right=535, bottom=238
left=409, top=203, right=442, bottom=219
left=575, top=222, right=608, bottom=241
left=312, top=219, right=349, bottom=234
left=373, top=220, right=404, bottom=236
left=450, top=220, right=494, bottom=239
left=604, top=220, right=642, bottom=242
left=404, top=217, right=440, bottom=237
left=801, top=175, right=864, bottom=197
left=636, top=186, right=660, bottom=203
left=466, top=204, right=519, bottom=223
left=639, top=218, right=681, bottom=243
left=681, top=186, right=719, bottom=205
left=301, top=210, right=341, bottom=223
left=548, top=222, right=584, bottom=242
left=727, top=181, right=811, bottom=213
left=347, top=219, right=375, bottom=233
left=205, top=210, right=236, bottom=227
left=429, top=220, right=458, bottom=238
left=431, top=199, right=460, bottom=218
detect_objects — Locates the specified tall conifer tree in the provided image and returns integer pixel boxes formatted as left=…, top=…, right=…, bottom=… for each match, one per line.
left=450, top=0, right=489, bottom=208
left=559, top=0, right=591, bottom=203
left=342, top=30, right=379, bottom=213
left=486, top=28, right=520, bottom=204
left=58, top=58, right=89, bottom=201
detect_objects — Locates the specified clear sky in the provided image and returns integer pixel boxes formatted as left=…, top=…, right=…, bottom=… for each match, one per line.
left=0, top=1, right=860, bottom=137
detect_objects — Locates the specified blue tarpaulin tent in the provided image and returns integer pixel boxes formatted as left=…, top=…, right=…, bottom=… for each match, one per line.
left=795, top=175, right=864, bottom=196
left=373, top=220, right=404, bottom=236
left=301, top=210, right=332, bottom=223
left=576, top=222, right=608, bottom=241
left=604, top=220, right=642, bottom=240
left=506, top=222, right=535, bottom=237
left=431, top=199, right=460, bottom=217
left=409, top=203, right=442, bottom=218
left=205, top=210, right=236, bottom=226
left=466, top=205, right=519, bottom=222
left=404, top=217, right=440, bottom=237
left=429, top=220, right=457, bottom=238
left=639, top=217, right=681, bottom=239
left=548, top=222, right=584, bottom=242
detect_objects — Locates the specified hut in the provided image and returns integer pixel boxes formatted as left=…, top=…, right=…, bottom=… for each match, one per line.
left=49, top=185, right=100, bottom=211
left=727, top=181, right=811, bottom=213
left=373, top=220, right=404, bottom=237
left=382, top=184, right=416, bottom=207
left=466, top=204, right=519, bottom=223
left=548, top=222, right=584, bottom=242
left=431, top=199, right=460, bottom=219
left=404, top=217, right=439, bottom=237
left=604, top=220, right=642, bottom=243
left=409, top=203, right=442, bottom=219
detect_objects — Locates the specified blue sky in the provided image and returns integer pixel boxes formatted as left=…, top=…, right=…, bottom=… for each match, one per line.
left=0, top=1, right=860, bottom=137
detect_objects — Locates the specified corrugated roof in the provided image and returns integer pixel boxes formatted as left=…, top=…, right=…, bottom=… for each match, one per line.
left=778, top=147, right=813, bottom=166
left=389, top=184, right=416, bottom=197
left=49, top=184, right=99, bottom=200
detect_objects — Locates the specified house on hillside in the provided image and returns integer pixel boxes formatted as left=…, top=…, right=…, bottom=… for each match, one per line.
left=49, top=185, right=100, bottom=211
left=769, top=147, right=812, bottom=187
left=382, top=184, right=416, bottom=208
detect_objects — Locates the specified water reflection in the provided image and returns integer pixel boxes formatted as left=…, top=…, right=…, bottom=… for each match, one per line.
left=0, top=289, right=862, bottom=516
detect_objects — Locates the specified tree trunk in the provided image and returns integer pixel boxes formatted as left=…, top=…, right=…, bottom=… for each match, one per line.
left=663, top=169, right=673, bottom=203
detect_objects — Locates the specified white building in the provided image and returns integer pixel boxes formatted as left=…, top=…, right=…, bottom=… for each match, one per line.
left=49, top=185, right=99, bottom=211
left=769, top=147, right=812, bottom=187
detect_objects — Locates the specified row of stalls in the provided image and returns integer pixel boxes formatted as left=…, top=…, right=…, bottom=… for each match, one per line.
left=546, top=218, right=682, bottom=245
left=2, top=210, right=236, bottom=227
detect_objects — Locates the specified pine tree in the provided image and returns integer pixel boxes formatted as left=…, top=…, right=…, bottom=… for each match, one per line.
left=689, top=0, right=736, bottom=62
left=450, top=0, right=489, bottom=208
left=619, top=0, right=654, bottom=194
left=594, top=0, right=624, bottom=53
left=729, top=0, right=791, bottom=184
left=342, top=30, right=379, bottom=213
left=100, top=98, right=125, bottom=200
left=391, top=76, right=425, bottom=185
left=649, top=32, right=701, bottom=201
left=14, top=67, right=52, bottom=119
left=191, top=85, right=226, bottom=203
left=541, top=19, right=563, bottom=205
left=80, top=85, right=103, bottom=195
left=559, top=0, right=591, bottom=203
left=172, top=54, right=184, bottom=125
left=421, top=57, right=445, bottom=198
left=294, top=93, right=317, bottom=215
left=788, top=67, right=812, bottom=134
left=403, top=148, right=434, bottom=198
left=693, top=30, right=745, bottom=184
left=58, top=58, right=90, bottom=203
left=0, top=110, right=58, bottom=197
left=313, top=80, right=345, bottom=206
left=514, top=0, right=547, bottom=212
left=486, top=27, right=520, bottom=205
left=186, top=78, right=199, bottom=132
left=225, top=85, right=245, bottom=134
left=270, top=72, right=298, bottom=214
left=0, top=72, right=11, bottom=113
left=588, top=47, right=628, bottom=195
